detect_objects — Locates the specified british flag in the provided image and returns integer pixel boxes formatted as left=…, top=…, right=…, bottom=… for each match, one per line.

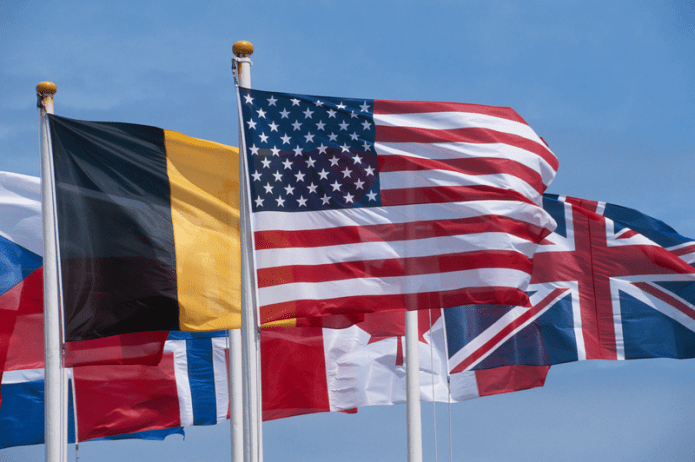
left=444, top=194, right=695, bottom=374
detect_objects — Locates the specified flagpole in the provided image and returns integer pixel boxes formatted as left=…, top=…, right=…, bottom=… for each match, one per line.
left=38, top=81, right=65, bottom=462
left=233, top=40, right=263, bottom=462
left=405, top=310, right=423, bottom=462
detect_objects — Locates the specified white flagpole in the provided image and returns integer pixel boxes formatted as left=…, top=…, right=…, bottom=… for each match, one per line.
left=37, top=81, right=65, bottom=462
left=405, top=310, right=423, bottom=462
left=233, top=40, right=263, bottom=462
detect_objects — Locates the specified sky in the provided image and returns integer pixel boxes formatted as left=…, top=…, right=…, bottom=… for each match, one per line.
left=1, top=0, right=695, bottom=460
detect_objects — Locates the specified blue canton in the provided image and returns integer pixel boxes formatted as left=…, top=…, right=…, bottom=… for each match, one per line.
left=239, top=89, right=382, bottom=212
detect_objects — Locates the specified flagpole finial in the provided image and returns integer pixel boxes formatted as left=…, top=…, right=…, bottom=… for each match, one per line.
left=233, top=41, right=254, bottom=57
left=36, top=82, right=57, bottom=114
left=37, top=81, right=57, bottom=96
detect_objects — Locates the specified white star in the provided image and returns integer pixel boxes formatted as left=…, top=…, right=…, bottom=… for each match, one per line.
left=315, top=100, right=324, bottom=107
left=355, top=178, right=365, bottom=189
left=249, top=144, right=260, bottom=155
left=329, top=156, right=340, bottom=166
left=304, top=132, right=315, bottom=143
left=297, top=196, right=308, bottom=207
left=244, top=93, right=254, bottom=104
left=271, top=146, right=281, bottom=156
left=267, top=96, right=278, bottom=106
left=256, top=108, right=267, bottom=119
left=261, top=158, right=272, bottom=169
left=367, top=190, right=378, bottom=201
left=279, top=108, right=290, bottom=119
left=320, top=194, right=331, bottom=205
left=362, top=141, right=372, bottom=151
left=282, top=158, right=293, bottom=170
left=330, top=180, right=342, bottom=192
left=306, top=157, right=317, bottom=168
left=350, top=132, right=359, bottom=141
left=246, top=119, right=257, bottom=130
left=281, top=134, right=291, bottom=144
left=364, top=165, right=375, bottom=176
left=316, top=120, right=326, bottom=131
left=318, top=169, right=330, bottom=180
left=350, top=111, right=358, bottom=118
left=263, top=183, right=273, bottom=194
left=361, top=120, right=372, bottom=130
left=276, top=196, right=286, bottom=207
left=254, top=196, right=264, bottom=207
left=284, top=184, right=295, bottom=195
left=341, top=167, right=352, bottom=178
left=293, top=146, right=303, bottom=156
left=295, top=171, right=306, bottom=182
left=269, top=121, right=279, bottom=132
left=259, top=132, right=269, bottom=143
left=360, top=101, right=370, bottom=112
left=337, top=102, right=346, bottom=110
left=308, top=183, right=318, bottom=194
left=344, top=192, right=354, bottom=204
left=339, top=121, right=349, bottom=131
left=352, top=153, right=363, bottom=164
left=292, top=120, right=302, bottom=131
left=328, top=133, right=338, bottom=142
left=317, top=144, right=328, bottom=154
left=326, top=109, right=337, bottom=118
left=340, top=143, right=351, bottom=153
left=303, top=108, right=314, bottom=119
left=290, top=98, right=301, bottom=106
left=252, top=171, right=263, bottom=182
left=273, top=171, right=283, bottom=182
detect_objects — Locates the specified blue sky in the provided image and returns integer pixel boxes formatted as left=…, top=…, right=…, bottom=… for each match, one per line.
left=2, top=1, right=695, bottom=460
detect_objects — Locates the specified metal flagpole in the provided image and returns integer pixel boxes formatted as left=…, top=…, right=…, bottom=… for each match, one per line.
left=227, top=40, right=254, bottom=462
left=37, top=81, right=65, bottom=462
left=405, top=310, right=423, bottom=462
left=232, top=40, right=263, bottom=462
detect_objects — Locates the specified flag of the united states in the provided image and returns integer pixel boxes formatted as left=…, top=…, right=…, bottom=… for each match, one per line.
left=238, top=88, right=558, bottom=324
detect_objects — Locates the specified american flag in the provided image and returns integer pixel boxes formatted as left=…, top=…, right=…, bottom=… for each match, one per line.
left=238, top=89, right=558, bottom=324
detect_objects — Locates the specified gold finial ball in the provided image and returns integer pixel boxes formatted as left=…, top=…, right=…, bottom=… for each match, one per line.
left=36, top=81, right=57, bottom=95
left=233, top=41, right=254, bottom=57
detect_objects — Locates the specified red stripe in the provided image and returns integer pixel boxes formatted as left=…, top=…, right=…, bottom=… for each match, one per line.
left=260, top=286, right=531, bottom=324
left=670, top=244, right=695, bottom=257
left=379, top=155, right=545, bottom=195
left=475, top=365, right=549, bottom=397
left=255, top=215, right=548, bottom=250
left=449, top=287, right=568, bottom=374
left=373, top=100, right=528, bottom=124
left=257, top=250, right=532, bottom=288
left=633, top=282, right=695, bottom=322
left=375, top=126, right=558, bottom=173
left=381, top=184, right=537, bottom=207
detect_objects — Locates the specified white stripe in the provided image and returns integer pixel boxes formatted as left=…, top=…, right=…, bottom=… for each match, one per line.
left=164, top=339, right=194, bottom=427
left=256, top=232, right=538, bottom=270
left=253, top=200, right=556, bottom=233
left=375, top=141, right=556, bottom=187
left=1, top=368, right=45, bottom=384
left=259, top=267, right=530, bottom=306
left=0, top=171, right=42, bottom=256
left=380, top=169, right=541, bottom=204
left=211, top=337, right=230, bottom=424
left=373, top=111, right=547, bottom=147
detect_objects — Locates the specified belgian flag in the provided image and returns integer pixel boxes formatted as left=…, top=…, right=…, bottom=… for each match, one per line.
left=48, top=115, right=240, bottom=341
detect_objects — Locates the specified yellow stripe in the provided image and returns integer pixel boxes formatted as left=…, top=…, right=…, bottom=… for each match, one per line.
left=164, top=130, right=241, bottom=331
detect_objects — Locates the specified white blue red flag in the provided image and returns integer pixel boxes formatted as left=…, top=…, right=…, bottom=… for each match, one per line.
left=238, top=89, right=558, bottom=324
left=444, top=194, right=695, bottom=374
